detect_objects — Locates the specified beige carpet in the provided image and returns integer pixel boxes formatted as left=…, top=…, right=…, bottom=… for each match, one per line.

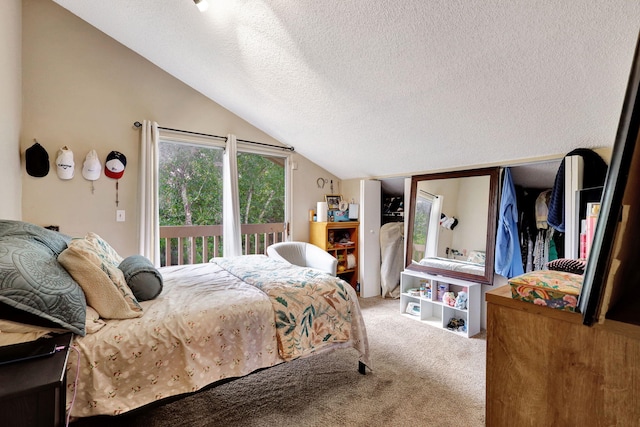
left=72, top=297, right=486, bottom=427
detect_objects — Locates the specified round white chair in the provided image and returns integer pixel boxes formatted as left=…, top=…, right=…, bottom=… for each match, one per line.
left=266, top=242, right=338, bottom=276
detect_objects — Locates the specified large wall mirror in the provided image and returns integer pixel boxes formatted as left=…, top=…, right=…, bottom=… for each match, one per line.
left=406, top=167, right=500, bottom=285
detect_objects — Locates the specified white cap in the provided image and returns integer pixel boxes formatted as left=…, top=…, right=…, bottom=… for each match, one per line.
left=56, top=146, right=74, bottom=180
left=82, top=150, right=102, bottom=181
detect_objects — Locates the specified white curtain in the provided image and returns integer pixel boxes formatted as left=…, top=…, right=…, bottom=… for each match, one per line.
left=138, top=120, right=161, bottom=266
left=425, top=195, right=442, bottom=257
left=223, top=134, right=242, bottom=256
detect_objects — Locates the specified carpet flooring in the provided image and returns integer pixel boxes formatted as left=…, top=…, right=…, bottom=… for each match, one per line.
left=72, top=296, right=486, bottom=427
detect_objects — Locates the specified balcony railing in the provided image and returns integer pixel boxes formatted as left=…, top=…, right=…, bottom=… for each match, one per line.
left=160, top=223, right=286, bottom=267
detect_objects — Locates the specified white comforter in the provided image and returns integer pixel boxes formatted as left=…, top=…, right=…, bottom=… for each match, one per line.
left=414, top=256, right=485, bottom=275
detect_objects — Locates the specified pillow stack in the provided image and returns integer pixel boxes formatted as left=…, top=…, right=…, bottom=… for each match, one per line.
left=58, top=232, right=142, bottom=319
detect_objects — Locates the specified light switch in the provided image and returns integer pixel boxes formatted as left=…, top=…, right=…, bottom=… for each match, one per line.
left=116, top=210, right=125, bottom=222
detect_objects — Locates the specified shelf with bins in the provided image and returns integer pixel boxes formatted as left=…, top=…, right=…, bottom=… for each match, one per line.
left=400, top=269, right=481, bottom=337
left=309, top=221, right=359, bottom=291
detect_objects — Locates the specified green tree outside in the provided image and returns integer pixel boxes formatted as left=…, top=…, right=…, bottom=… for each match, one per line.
left=159, top=141, right=285, bottom=264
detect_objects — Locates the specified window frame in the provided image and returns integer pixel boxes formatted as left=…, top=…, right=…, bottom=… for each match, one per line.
left=157, top=130, right=292, bottom=240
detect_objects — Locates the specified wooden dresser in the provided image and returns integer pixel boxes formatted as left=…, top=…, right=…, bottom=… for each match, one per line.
left=485, top=286, right=640, bottom=426
left=486, top=36, right=640, bottom=427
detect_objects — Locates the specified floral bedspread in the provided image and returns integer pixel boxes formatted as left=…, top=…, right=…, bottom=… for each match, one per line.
left=67, top=263, right=282, bottom=417
left=212, top=255, right=353, bottom=361
left=64, top=258, right=369, bottom=418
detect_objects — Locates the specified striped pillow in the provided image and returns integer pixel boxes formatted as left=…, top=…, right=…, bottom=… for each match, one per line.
left=546, top=258, right=587, bottom=275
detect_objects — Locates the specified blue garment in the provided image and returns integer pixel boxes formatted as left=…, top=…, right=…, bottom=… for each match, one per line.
left=495, top=168, right=524, bottom=278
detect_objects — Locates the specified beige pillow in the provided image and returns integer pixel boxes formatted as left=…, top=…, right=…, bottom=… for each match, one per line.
left=0, top=331, right=51, bottom=346
left=85, top=306, right=107, bottom=334
left=0, top=317, right=65, bottom=334
left=0, top=306, right=104, bottom=345
left=0, top=318, right=66, bottom=345
left=59, top=239, right=142, bottom=320
left=81, top=232, right=124, bottom=267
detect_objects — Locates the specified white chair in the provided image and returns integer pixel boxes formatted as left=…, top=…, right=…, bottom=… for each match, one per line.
left=266, top=242, right=338, bottom=276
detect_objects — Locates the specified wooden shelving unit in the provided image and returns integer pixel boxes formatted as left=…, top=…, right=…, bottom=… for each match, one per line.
left=309, top=221, right=359, bottom=291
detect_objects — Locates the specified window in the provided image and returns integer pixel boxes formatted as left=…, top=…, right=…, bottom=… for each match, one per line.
left=159, top=141, right=224, bottom=228
left=412, top=191, right=442, bottom=261
left=412, top=193, right=433, bottom=262
left=158, top=137, right=288, bottom=265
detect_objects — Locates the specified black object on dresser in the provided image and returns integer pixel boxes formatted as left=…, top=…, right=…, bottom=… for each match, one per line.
left=0, top=333, right=73, bottom=427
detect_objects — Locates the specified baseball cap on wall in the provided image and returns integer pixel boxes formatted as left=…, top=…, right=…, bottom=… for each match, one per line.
left=56, top=146, right=75, bottom=180
left=82, top=150, right=102, bottom=181
left=105, top=151, right=127, bottom=179
left=25, top=141, right=50, bottom=178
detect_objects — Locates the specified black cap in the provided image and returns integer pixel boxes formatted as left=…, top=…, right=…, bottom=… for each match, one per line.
left=25, top=142, right=50, bottom=177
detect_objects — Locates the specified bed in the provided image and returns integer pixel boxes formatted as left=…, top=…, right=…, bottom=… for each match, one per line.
left=0, top=220, right=370, bottom=419
left=413, top=256, right=485, bottom=275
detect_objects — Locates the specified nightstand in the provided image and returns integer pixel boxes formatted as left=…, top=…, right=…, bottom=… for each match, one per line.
left=0, top=332, right=73, bottom=427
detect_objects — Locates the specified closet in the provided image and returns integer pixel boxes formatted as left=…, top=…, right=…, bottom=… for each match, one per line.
left=380, top=177, right=406, bottom=225
left=509, top=153, right=606, bottom=275
left=510, top=161, right=561, bottom=272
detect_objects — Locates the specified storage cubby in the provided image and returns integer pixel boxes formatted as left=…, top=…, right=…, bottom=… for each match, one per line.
left=309, top=221, right=359, bottom=291
left=400, top=269, right=480, bottom=337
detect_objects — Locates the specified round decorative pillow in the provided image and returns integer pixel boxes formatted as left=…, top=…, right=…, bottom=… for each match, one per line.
left=118, top=255, right=163, bottom=301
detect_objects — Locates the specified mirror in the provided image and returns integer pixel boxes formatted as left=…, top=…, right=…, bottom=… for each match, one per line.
left=406, top=167, right=500, bottom=285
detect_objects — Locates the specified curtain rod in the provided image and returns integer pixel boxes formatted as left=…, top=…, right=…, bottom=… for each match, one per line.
left=419, top=189, right=438, bottom=198
left=133, top=121, right=294, bottom=152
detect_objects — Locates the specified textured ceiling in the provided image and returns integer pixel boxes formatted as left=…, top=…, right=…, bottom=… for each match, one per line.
left=52, top=0, right=640, bottom=180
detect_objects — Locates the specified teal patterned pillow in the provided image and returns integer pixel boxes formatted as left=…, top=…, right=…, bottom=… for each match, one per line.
left=0, top=220, right=71, bottom=255
left=0, top=235, right=86, bottom=335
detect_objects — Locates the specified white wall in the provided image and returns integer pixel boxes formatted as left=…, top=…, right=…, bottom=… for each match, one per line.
left=0, top=0, right=22, bottom=220
left=341, top=179, right=360, bottom=205
left=451, top=175, right=491, bottom=255
left=417, top=178, right=460, bottom=257
left=290, top=155, right=340, bottom=242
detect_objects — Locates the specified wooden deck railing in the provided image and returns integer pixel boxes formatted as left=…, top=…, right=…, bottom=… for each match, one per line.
left=159, top=223, right=286, bottom=266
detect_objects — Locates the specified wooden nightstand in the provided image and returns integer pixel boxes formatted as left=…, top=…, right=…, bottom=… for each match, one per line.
left=0, top=332, right=73, bottom=427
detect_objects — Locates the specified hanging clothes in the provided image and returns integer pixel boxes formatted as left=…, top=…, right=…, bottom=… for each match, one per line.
left=528, top=190, right=563, bottom=270
left=515, top=186, right=543, bottom=273
left=495, top=168, right=524, bottom=278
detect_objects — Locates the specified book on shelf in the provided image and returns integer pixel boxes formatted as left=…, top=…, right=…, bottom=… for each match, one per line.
left=584, top=202, right=601, bottom=259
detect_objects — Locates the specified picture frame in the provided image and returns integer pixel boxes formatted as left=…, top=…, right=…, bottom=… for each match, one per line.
left=325, top=194, right=342, bottom=210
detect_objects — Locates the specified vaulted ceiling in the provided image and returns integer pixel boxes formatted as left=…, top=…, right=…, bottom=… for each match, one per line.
left=52, top=0, right=639, bottom=180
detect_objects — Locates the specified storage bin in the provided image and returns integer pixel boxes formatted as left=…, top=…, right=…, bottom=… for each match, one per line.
left=330, top=210, right=351, bottom=222
left=508, top=270, right=583, bottom=312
